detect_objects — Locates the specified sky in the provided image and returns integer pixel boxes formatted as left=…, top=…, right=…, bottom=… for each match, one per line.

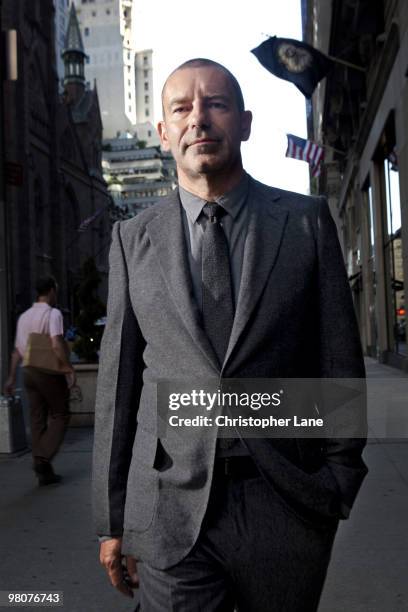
left=133, top=0, right=310, bottom=194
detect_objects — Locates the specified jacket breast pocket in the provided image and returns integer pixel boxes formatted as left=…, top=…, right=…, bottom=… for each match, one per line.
left=124, top=428, right=159, bottom=533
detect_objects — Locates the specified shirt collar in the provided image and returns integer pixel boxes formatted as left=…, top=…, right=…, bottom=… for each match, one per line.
left=179, top=172, right=249, bottom=224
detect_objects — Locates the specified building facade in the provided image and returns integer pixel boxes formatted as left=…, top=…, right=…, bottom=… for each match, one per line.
left=135, top=48, right=154, bottom=124
left=53, top=0, right=70, bottom=89
left=303, top=0, right=408, bottom=370
left=102, top=137, right=177, bottom=216
left=1, top=0, right=110, bottom=327
left=75, top=0, right=157, bottom=141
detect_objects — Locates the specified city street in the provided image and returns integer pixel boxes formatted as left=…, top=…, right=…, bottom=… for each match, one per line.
left=0, top=1, right=407, bottom=611
left=0, top=358, right=407, bottom=611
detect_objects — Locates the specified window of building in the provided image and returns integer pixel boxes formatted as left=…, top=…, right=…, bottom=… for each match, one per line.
left=145, top=95, right=149, bottom=103
left=92, top=10, right=96, bottom=16
left=106, top=8, right=110, bottom=14
left=384, top=157, right=401, bottom=236
left=145, top=109, right=150, bottom=117
left=128, top=79, right=131, bottom=86
left=127, top=52, right=131, bottom=59
left=383, top=155, right=405, bottom=355
left=128, top=93, right=132, bottom=99
left=84, top=27, right=89, bottom=36
left=86, top=56, right=90, bottom=64
left=143, top=55, right=148, bottom=65
left=144, top=82, right=148, bottom=91
left=144, top=69, right=148, bottom=78
left=378, top=115, right=405, bottom=356
left=148, top=130, right=152, bottom=137
left=366, top=184, right=375, bottom=259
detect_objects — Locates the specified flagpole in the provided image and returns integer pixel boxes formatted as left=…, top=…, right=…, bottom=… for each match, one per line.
left=320, top=143, right=346, bottom=156
left=286, top=133, right=346, bottom=158
left=327, top=55, right=366, bottom=73
left=260, top=34, right=366, bottom=72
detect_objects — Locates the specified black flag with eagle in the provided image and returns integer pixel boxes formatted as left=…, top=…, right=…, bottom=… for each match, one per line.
left=251, top=36, right=334, bottom=98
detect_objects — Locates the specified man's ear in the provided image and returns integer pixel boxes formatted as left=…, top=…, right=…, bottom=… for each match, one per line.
left=240, top=110, right=252, bottom=142
left=157, top=121, right=171, bottom=151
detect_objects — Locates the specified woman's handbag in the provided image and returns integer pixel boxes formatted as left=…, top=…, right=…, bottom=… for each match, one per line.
left=23, top=332, right=71, bottom=374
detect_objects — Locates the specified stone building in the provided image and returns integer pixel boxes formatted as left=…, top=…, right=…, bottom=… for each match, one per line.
left=53, top=0, right=70, bottom=90
left=75, top=0, right=158, bottom=143
left=102, top=137, right=177, bottom=216
left=303, top=0, right=408, bottom=370
left=1, top=0, right=110, bottom=328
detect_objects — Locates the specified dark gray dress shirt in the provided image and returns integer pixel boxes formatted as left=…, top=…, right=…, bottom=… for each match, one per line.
left=179, top=173, right=250, bottom=312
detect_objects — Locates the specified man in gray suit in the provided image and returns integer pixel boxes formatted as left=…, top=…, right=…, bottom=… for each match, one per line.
left=93, top=58, right=367, bottom=611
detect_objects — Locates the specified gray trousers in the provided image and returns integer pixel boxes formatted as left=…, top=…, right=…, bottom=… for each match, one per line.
left=138, top=470, right=338, bottom=612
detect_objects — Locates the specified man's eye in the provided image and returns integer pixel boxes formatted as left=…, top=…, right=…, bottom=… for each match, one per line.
left=209, top=102, right=227, bottom=109
left=173, top=107, right=186, bottom=113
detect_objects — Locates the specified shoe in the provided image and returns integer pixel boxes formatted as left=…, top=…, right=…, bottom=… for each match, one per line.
left=37, top=472, right=62, bottom=486
left=33, top=458, right=61, bottom=486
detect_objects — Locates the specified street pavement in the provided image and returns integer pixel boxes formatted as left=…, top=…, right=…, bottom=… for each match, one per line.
left=0, top=357, right=407, bottom=612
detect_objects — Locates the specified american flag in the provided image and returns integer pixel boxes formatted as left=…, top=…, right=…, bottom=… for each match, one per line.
left=286, top=134, right=325, bottom=177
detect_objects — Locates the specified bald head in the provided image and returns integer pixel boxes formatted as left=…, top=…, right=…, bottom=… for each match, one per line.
left=161, top=58, right=245, bottom=117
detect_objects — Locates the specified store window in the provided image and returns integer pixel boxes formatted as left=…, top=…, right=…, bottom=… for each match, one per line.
left=367, top=184, right=375, bottom=259
left=376, top=112, right=405, bottom=356
left=383, top=154, right=405, bottom=355
left=363, top=182, right=378, bottom=356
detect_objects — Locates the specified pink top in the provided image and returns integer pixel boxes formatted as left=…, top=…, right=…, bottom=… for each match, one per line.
left=15, top=302, right=64, bottom=358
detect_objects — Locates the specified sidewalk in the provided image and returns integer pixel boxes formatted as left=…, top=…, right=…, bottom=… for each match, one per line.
left=319, top=358, right=408, bottom=612
left=0, top=427, right=136, bottom=612
left=0, top=358, right=407, bottom=611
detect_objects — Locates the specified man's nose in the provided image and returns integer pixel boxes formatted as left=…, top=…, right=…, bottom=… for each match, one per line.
left=189, top=102, right=210, bottom=130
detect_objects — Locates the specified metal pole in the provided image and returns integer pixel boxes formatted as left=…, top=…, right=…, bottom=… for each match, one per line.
left=327, top=55, right=366, bottom=73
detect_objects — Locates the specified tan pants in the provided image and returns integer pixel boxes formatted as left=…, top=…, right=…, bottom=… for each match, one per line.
left=23, top=367, right=70, bottom=461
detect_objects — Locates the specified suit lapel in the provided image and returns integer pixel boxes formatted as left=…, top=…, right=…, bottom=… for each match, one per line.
left=223, top=179, right=288, bottom=368
left=146, top=190, right=219, bottom=372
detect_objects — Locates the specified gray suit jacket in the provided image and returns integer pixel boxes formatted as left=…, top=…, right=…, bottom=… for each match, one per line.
left=92, top=177, right=367, bottom=569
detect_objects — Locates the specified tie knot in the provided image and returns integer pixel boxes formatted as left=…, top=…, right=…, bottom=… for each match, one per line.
left=202, top=202, right=227, bottom=223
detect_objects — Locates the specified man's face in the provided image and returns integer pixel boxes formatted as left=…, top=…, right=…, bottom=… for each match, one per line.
left=158, top=66, right=252, bottom=179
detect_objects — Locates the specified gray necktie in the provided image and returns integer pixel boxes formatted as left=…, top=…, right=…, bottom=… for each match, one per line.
left=201, top=202, right=234, bottom=366
left=202, top=202, right=236, bottom=451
